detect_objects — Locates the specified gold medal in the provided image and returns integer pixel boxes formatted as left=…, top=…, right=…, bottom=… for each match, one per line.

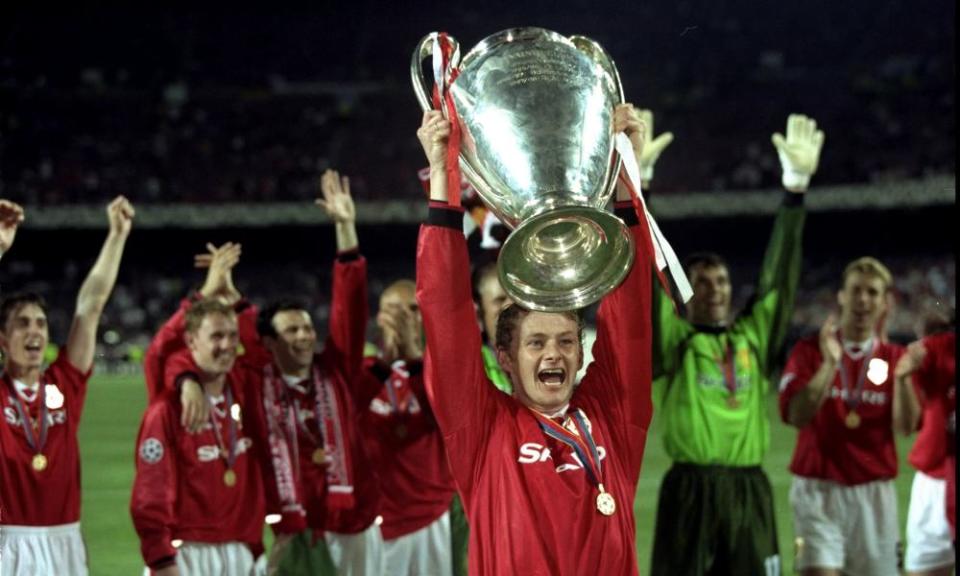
left=845, top=411, right=861, bottom=429
left=726, top=396, right=740, bottom=409
left=223, top=469, right=237, bottom=487
left=596, top=489, right=616, bottom=516
left=312, top=448, right=326, bottom=466
left=32, top=453, right=48, bottom=472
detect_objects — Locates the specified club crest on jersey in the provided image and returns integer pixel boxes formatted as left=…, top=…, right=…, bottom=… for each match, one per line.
left=139, top=437, right=164, bottom=464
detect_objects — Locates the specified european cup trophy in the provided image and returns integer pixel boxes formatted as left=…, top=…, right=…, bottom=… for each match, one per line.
left=411, top=27, right=635, bottom=312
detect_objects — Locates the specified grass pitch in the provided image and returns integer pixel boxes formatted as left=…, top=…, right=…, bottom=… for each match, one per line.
left=79, top=374, right=917, bottom=574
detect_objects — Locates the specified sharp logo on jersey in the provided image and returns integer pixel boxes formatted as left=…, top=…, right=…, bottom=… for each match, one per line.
left=696, top=373, right=751, bottom=392
left=3, top=403, right=67, bottom=428
left=139, top=437, right=164, bottom=464
left=827, top=387, right=887, bottom=405
left=517, top=442, right=607, bottom=473
left=196, top=437, right=253, bottom=462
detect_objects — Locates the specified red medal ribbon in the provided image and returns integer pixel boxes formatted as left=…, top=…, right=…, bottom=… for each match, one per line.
left=719, top=339, right=737, bottom=397
left=6, top=376, right=49, bottom=457
left=431, top=32, right=463, bottom=208
left=207, top=385, right=238, bottom=470
left=531, top=408, right=604, bottom=488
left=837, top=337, right=876, bottom=414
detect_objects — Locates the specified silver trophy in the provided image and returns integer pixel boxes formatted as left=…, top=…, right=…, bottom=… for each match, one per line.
left=411, top=27, right=635, bottom=312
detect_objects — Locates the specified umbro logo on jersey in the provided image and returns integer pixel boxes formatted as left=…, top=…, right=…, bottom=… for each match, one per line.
left=517, top=442, right=607, bottom=473
left=196, top=437, right=253, bottom=462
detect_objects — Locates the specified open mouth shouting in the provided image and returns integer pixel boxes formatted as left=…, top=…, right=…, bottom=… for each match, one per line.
left=538, top=367, right=567, bottom=388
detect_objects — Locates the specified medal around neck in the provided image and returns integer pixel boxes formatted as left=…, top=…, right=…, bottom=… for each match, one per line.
left=596, top=486, right=616, bottom=516
left=32, top=453, right=48, bottom=472
left=223, top=469, right=237, bottom=487
left=845, top=411, right=861, bottom=429
left=412, top=27, right=634, bottom=311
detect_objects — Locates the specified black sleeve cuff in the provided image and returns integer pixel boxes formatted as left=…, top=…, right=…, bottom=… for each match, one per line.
left=427, top=205, right=465, bottom=230
left=174, top=372, right=201, bottom=391
left=149, top=556, right=177, bottom=570
left=613, top=202, right=640, bottom=226
left=337, top=248, right=361, bottom=263
left=783, top=191, right=805, bottom=207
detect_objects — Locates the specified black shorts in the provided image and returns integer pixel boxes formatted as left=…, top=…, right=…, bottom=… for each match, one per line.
left=651, top=463, right=781, bottom=576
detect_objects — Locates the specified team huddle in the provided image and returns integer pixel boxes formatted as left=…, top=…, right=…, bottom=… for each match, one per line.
left=0, top=105, right=954, bottom=576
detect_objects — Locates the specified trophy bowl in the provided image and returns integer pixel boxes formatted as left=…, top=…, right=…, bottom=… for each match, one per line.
left=412, top=27, right=634, bottom=311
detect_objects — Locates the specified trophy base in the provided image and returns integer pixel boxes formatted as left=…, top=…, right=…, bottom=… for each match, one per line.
left=498, top=206, right=635, bottom=312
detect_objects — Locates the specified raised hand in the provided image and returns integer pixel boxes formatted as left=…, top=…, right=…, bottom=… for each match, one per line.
left=377, top=305, right=423, bottom=363
left=818, top=314, right=843, bottom=365
left=894, top=340, right=927, bottom=379
left=771, top=114, right=825, bottom=192
left=107, top=195, right=135, bottom=237
left=613, top=103, right=647, bottom=163
left=195, top=242, right=242, bottom=306
left=636, top=109, right=674, bottom=183
left=0, top=199, right=25, bottom=256
left=316, top=169, right=356, bottom=225
left=416, top=110, right=451, bottom=170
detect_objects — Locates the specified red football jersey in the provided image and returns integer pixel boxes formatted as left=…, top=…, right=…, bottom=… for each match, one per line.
left=130, top=374, right=265, bottom=569
left=0, top=351, right=90, bottom=525
left=358, top=357, right=456, bottom=540
left=232, top=257, right=379, bottom=535
left=779, top=334, right=905, bottom=484
left=908, top=332, right=956, bottom=478
left=417, top=205, right=653, bottom=576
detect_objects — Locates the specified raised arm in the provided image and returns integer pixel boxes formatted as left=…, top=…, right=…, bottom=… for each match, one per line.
left=317, top=169, right=369, bottom=385
left=737, top=115, right=822, bottom=374
left=0, top=199, right=25, bottom=262
left=415, top=110, right=498, bottom=493
left=66, top=196, right=134, bottom=372
left=892, top=340, right=925, bottom=436
left=785, top=315, right=841, bottom=428
left=580, top=104, right=654, bottom=445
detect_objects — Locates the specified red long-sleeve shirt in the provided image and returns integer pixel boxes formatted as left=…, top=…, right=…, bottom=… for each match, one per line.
left=417, top=204, right=653, bottom=576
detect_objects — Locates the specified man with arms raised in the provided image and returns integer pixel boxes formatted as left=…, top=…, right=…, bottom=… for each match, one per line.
left=131, top=296, right=266, bottom=575
left=1, top=196, right=134, bottom=574
left=358, top=279, right=458, bottom=575
left=780, top=257, right=911, bottom=576
left=416, top=104, right=655, bottom=575
left=174, top=170, right=378, bottom=575
left=649, top=114, right=823, bottom=575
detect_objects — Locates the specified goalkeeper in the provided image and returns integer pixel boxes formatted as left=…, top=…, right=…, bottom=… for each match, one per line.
left=645, top=113, right=825, bottom=575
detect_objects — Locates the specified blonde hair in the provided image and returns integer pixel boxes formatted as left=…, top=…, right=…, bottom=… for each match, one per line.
left=842, top=257, right=893, bottom=291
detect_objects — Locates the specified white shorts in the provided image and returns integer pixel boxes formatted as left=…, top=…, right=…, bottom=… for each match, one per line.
left=906, top=470, right=955, bottom=571
left=789, top=476, right=900, bottom=576
left=383, top=511, right=453, bottom=576
left=0, top=522, right=88, bottom=576
left=326, top=521, right=385, bottom=576
left=142, top=541, right=259, bottom=576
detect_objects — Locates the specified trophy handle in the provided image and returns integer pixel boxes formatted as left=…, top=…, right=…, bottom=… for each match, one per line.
left=569, top=35, right=625, bottom=204
left=410, top=32, right=461, bottom=113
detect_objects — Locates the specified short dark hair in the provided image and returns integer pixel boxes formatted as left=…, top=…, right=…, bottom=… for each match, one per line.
left=471, top=262, right=500, bottom=304
left=683, top=252, right=728, bottom=276
left=184, top=299, right=235, bottom=334
left=0, top=292, right=48, bottom=331
left=495, top=303, right=584, bottom=352
left=257, top=298, right=310, bottom=338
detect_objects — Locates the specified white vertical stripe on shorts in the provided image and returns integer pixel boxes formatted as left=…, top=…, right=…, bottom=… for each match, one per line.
left=905, top=470, right=955, bottom=571
left=326, top=521, right=385, bottom=576
left=0, top=522, right=88, bottom=576
left=789, top=476, right=899, bottom=576
left=383, top=511, right=453, bottom=576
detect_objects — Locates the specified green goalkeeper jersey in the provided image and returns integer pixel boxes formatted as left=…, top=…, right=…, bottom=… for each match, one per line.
left=653, top=193, right=805, bottom=466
